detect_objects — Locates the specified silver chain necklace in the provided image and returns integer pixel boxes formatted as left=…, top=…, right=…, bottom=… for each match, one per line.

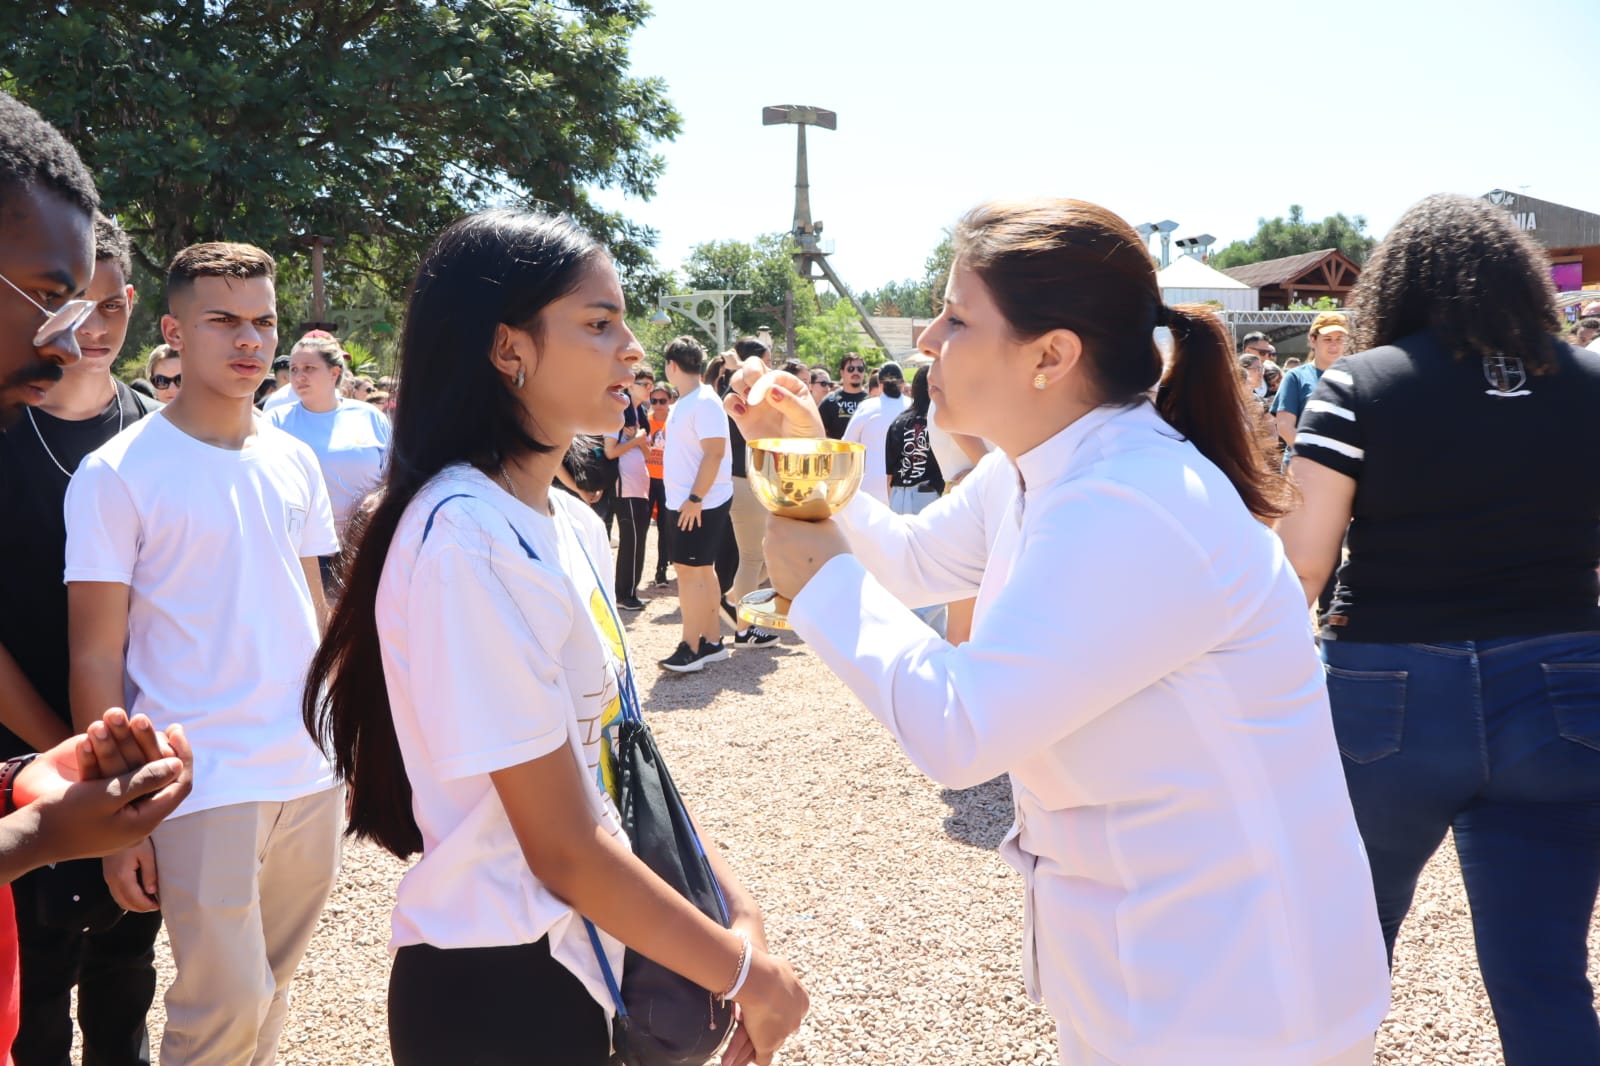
left=27, top=392, right=124, bottom=478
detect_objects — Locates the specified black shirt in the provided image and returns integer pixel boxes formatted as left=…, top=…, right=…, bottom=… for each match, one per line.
left=1295, top=330, right=1600, bottom=643
left=0, top=383, right=159, bottom=757
left=818, top=388, right=867, bottom=440
left=711, top=376, right=753, bottom=479
left=885, top=406, right=944, bottom=494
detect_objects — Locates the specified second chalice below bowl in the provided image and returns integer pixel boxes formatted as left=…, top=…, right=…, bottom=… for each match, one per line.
left=738, top=437, right=866, bottom=630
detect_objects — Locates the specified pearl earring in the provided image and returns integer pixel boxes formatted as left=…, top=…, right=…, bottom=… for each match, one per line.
left=1033, top=373, right=1048, bottom=390
left=514, top=367, right=526, bottom=389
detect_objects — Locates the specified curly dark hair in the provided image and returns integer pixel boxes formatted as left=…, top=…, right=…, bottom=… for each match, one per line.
left=1349, top=193, right=1559, bottom=371
left=0, top=92, right=98, bottom=219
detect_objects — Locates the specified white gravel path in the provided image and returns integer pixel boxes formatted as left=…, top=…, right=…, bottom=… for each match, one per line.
left=109, top=552, right=1593, bottom=1064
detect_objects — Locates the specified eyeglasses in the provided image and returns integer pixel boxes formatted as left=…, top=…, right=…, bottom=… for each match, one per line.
left=151, top=373, right=182, bottom=389
left=650, top=398, right=669, bottom=406
left=843, top=365, right=865, bottom=373
left=0, top=272, right=94, bottom=351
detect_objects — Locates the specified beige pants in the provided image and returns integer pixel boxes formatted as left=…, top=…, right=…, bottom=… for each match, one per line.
left=151, top=788, right=343, bottom=1066
left=727, top=474, right=769, bottom=606
left=1055, top=1027, right=1375, bottom=1066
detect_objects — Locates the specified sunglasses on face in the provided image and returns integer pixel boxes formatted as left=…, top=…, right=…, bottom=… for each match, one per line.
left=843, top=365, right=864, bottom=373
left=650, top=397, right=669, bottom=406
left=152, top=374, right=182, bottom=389
left=0, top=272, right=95, bottom=350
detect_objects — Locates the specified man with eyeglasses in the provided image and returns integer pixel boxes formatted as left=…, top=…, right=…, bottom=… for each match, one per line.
left=818, top=352, right=869, bottom=439
left=0, top=213, right=167, bottom=1066
left=0, top=90, right=200, bottom=1066
left=0, top=117, right=97, bottom=431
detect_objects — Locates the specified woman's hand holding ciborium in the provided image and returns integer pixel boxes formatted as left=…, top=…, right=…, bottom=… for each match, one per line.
left=724, top=361, right=863, bottom=629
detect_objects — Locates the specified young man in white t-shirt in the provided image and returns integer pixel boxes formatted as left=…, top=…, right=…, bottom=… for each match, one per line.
left=658, top=336, right=734, bottom=672
left=65, top=242, right=343, bottom=1066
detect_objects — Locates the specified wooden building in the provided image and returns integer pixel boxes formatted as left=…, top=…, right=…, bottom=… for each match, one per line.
left=1221, top=248, right=1361, bottom=310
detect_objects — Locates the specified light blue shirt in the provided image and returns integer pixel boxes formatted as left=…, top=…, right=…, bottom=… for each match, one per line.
left=268, top=399, right=391, bottom=535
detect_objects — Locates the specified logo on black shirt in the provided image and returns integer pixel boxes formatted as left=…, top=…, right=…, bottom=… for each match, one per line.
left=1482, top=354, right=1530, bottom=397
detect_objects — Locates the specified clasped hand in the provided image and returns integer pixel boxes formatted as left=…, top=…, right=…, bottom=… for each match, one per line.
left=14, top=708, right=193, bottom=882
left=722, top=359, right=852, bottom=605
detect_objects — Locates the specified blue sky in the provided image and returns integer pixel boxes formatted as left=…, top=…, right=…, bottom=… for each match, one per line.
left=591, top=0, right=1600, bottom=293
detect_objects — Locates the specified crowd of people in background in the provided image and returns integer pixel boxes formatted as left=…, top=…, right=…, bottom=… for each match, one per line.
left=7, top=81, right=1600, bottom=1066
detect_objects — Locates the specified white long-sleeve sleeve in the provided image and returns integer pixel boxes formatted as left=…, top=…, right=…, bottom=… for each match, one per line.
left=828, top=450, right=1003, bottom=609
left=790, top=477, right=1232, bottom=789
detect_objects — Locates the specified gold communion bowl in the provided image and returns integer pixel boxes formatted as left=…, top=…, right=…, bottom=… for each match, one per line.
left=739, top=437, right=865, bottom=628
left=745, top=437, right=866, bottom=522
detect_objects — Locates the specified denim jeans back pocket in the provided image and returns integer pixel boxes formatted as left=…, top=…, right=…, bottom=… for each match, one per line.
left=1543, top=662, right=1600, bottom=752
left=1325, top=666, right=1407, bottom=764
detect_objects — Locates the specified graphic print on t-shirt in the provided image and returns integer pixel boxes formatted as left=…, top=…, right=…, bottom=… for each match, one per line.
left=894, top=418, right=934, bottom=487
left=581, top=585, right=626, bottom=801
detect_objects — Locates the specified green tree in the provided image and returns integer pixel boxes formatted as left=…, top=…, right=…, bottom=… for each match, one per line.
left=793, top=300, right=882, bottom=369
left=680, top=233, right=816, bottom=342
left=1211, top=206, right=1376, bottom=270
left=856, top=278, right=934, bottom=318
left=0, top=0, right=680, bottom=303
left=923, top=230, right=955, bottom=307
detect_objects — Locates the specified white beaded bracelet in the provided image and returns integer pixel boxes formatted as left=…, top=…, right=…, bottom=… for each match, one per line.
left=721, top=932, right=753, bottom=1003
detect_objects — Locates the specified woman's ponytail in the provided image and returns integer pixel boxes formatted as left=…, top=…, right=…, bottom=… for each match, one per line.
left=1157, top=305, right=1292, bottom=521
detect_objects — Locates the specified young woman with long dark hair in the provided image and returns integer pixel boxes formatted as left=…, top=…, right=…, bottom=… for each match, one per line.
left=302, top=210, right=806, bottom=1066
left=725, top=198, right=1388, bottom=1065
left=1278, top=194, right=1600, bottom=1064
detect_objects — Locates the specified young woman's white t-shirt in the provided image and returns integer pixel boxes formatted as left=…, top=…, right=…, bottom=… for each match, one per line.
left=376, top=464, right=631, bottom=1014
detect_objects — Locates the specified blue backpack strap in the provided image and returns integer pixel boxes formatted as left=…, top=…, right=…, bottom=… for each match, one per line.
left=567, top=529, right=642, bottom=724
left=584, top=917, right=627, bottom=1017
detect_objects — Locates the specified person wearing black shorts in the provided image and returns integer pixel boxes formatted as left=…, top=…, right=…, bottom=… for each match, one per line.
left=673, top=497, right=731, bottom=569
left=658, top=338, right=736, bottom=673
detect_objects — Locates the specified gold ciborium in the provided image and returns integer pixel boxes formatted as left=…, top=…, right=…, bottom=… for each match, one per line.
left=738, top=437, right=866, bottom=630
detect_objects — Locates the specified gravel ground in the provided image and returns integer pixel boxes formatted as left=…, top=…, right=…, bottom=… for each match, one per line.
left=106, top=548, right=1595, bottom=1064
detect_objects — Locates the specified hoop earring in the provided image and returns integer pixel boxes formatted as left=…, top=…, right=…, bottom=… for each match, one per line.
left=514, top=367, right=526, bottom=389
left=1033, top=373, right=1048, bottom=390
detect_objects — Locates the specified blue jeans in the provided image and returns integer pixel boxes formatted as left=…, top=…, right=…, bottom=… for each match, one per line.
left=1324, top=632, right=1600, bottom=1065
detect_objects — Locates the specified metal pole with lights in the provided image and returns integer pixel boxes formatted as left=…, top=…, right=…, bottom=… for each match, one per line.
left=1135, top=220, right=1180, bottom=267
left=1173, top=234, right=1216, bottom=260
